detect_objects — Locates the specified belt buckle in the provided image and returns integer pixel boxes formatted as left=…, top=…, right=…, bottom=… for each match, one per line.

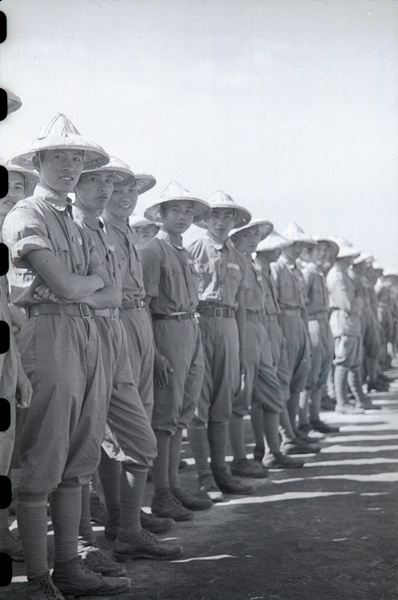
left=134, top=298, right=140, bottom=309
left=215, top=307, right=223, bottom=318
left=111, top=308, right=119, bottom=320
left=79, top=303, right=92, bottom=319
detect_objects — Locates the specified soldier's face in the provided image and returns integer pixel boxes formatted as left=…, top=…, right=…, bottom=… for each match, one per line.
left=107, top=180, right=139, bottom=219
left=234, top=226, right=261, bottom=254
left=257, top=248, right=281, bottom=264
left=315, top=242, right=330, bottom=266
left=0, top=172, right=26, bottom=221
left=38, top=149, right=84, bottom=193
left=207, top=209, right=236, bottom=241
left=76, top=171, right=114, bottom=211
left=284, top=242, right=304, bottom=261
left=135, top=224, right=159, bottom=246
left=161, top=201, right=194, bottom=235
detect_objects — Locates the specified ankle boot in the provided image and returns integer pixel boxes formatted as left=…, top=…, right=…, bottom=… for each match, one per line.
left=52, top=556, right=131, bottom=596
left=151, top=488, right=193, bottom=521
left=27, top=572, right=65, bottom=600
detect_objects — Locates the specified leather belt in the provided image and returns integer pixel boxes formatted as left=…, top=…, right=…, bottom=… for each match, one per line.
left=122, top=298, right=146, bottom=310
left=198, top=307, right=235, bottom=318
left=27, top=303, right=93, bottom=319
left=152, top=311, right=196, bottom=321
left=308, top=310, right=328, bottom=320
left=245, top=311, right=264, bottom=322
left=264, top=313, right=277, bottom=322
left=92, top=308, right=119, bottom=319
left=279, top=308, right=301, bottom=316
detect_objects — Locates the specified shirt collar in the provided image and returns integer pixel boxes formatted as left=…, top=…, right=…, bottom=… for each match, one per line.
left=104, top=217, right=127, bottom=234
left=72, top=205, right=101, bottom=230
left=205, top=230, right=232, bottom=251
left=157, top=228, right=184, bottom=249
left=258, top=260, right=271, bottom=275
left=279, top=254, right=296, bottom=269
left=33, top=184, right=71, bottom=211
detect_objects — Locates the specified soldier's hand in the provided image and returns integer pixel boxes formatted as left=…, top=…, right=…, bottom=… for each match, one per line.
left=154, top=352, right=173, bottom=388
left=239, top=348, right=247, bottom=378
left=34, top=283, right=60, bottom=303
left=16, top=365, right=33, bottom=408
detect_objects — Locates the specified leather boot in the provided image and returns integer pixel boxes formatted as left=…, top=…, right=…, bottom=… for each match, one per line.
left=52, top=556, right=131, bottom=596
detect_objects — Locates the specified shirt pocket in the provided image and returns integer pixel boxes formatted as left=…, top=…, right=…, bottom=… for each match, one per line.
left=279, top=279, right=297, bottom=303
left=227, top=263, right=242, bottom=281
left=51, top=234, right=78, bottom=271
left=310, top=284, right=325, bottom=308
left=162, top=262, right=184, bottom=299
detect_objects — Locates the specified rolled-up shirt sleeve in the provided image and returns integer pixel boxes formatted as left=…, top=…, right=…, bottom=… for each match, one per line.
left=3, top=205, right=52, bottom=268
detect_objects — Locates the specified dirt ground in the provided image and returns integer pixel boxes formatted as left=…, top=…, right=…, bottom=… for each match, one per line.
left=2, top=367, right=398, bottom=600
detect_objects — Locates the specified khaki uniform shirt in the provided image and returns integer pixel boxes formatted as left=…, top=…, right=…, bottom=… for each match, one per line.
left=3, top=185, right=101, bottom=308
left=189, top=231, right=247, bottom=310
left=105, top=221, right=146, bottom=304
left=327, top=263, right=363, bottom=337
left=243, top=255, right=265, bottom=313
left=258, top=263, right=280, bottom=316
left=301, top=262, right=329, bottom=319
left=142, top=229, right=199, bottom=314
left=72, top=208, right=123, bottom=294
left=271, top=254, right=307, bottom=311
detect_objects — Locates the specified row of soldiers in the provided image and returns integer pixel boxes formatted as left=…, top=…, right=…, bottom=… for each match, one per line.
left=0, top=111, right=396, bottom=600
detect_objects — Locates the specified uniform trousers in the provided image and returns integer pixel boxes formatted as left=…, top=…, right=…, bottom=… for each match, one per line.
left=120, top=307, right=154, bottom=419
left=233, top=317, right=283, bottom=416
left=17, top=315, right=106, bottom=495
left=152, top=319, right=204, bottom=433
left=95, top=317, right=157, bottom=468
left=277, top=313, right=310, bottom=394
left=191, top=316, right=239, bottom=426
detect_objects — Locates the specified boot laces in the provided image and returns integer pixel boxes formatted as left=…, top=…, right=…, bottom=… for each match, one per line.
left=166, top=488, right=184, bottom=507
left=77, top=556, right=106, bottom=581
left=38, top=574, right=64, bottom=600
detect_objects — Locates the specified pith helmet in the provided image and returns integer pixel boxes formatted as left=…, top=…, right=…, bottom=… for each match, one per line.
left=329, top=236, right=361, bottom=259
left=195, top=190, right=252, bottom=229
left=135, top=174, right=156, bottom=195
left=129, top=214, right=161, bottom=230
left=282, top=222, right=316, bottom=244
left=353, top=253, right=373, bottom=265
left=6, top=89, right=22, bottom=114
left=144, top=181, right=210, bottom=223
left=230, top=219, right=273, bottom=241
left=84, top=156, right=156, bottom=194
left=3, top=160, right=39, bottom=196
left=311, top=234, right=339, bottom=257
left=256, top=229, right=292, bottom=252
left=11, top=113, right=109, bottom=170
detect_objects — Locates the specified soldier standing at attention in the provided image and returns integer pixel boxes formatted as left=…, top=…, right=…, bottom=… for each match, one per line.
left=271, top=223, right=320, bottom=454
left=142, top=182, right=212, bottom=519
left=326, top=238, right=367, bottom=414
left=74, top=159, right=182, bottom=564
left=297, top=237, right=340, bottom=435
left=101, top=161, right=174, bottom=537
left=3, top=114, right=131, bottom=599
left=252, top=231, right=306, bottom=469
left=187, top=191, right=253, bottom=501
left=228, top=220, right=286, bottom=477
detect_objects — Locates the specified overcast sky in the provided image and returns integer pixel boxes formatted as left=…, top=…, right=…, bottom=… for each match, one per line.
left=1, top=0, right=397, bottom=269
